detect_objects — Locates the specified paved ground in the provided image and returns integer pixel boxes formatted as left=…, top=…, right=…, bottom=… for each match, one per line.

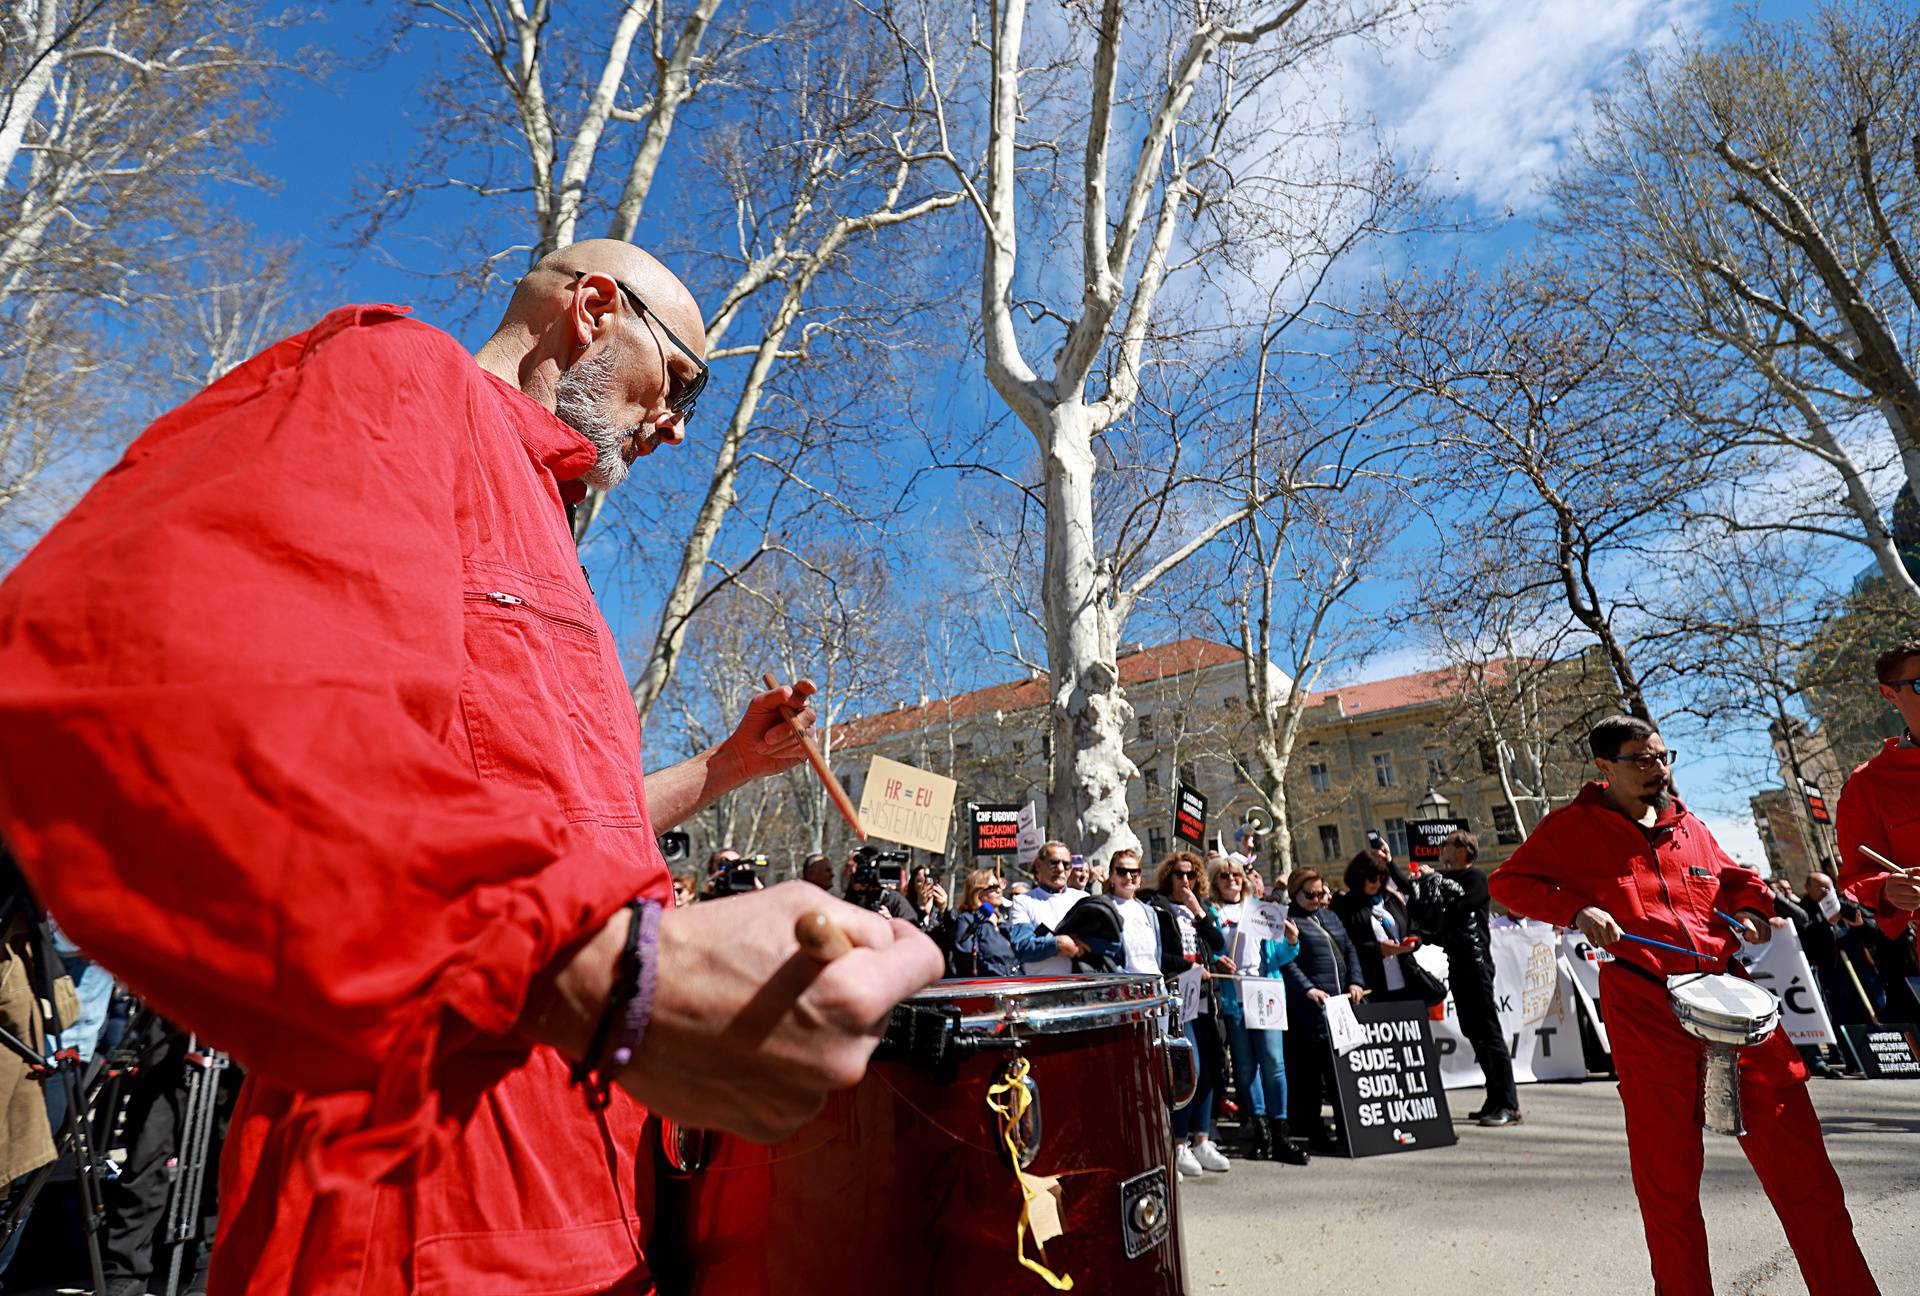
left=1180, top=1077, right=1920, bottom=1295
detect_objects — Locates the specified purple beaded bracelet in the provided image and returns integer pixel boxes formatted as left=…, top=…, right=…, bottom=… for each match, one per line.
left=605, top=899, right=663, bottom=1072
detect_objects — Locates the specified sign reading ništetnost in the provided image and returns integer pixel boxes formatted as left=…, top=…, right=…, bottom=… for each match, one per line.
left=969, top=803, right=1023, bottom=856
left=1325, top=999, right=1456, bottom=1158
left=1407, top=817, right=1470, bottom=865
left=1172, top=782, right=1208, bottom=848
left=857, top=756, right=958, bottom=855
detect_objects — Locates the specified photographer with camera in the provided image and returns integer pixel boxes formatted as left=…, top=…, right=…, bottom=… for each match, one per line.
left=843, top=847, right=917, bottom=921
left=702, top=848, right=766, bottom=901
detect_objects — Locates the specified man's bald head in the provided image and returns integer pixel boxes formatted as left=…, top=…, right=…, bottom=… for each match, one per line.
left=476, top=239, right=708, bottom=491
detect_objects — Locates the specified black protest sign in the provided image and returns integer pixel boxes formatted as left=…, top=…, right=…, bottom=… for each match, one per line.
left=1406, top=818, right=1469, bottom=865
left=1172, top=783, right=1207, bottom=848
left=1799, top=778, right=1831, bottom=826
left=1326, top=1000, right=1456, bottom=1158
left=969, top=803, right=1023, bottom=856
left=1841, top=1024, right=1920, bottom=1079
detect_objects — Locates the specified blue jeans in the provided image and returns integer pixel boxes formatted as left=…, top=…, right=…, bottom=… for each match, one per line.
left=1172, top=1014, right=1220, bottom=1139
left=1222, top=1008, right=1287, bottom=1120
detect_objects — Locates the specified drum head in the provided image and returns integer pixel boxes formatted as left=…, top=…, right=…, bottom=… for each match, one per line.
left=911, top=973, right=1168, bottom=1037
left=1667, top=973, right=1779, bottom=1045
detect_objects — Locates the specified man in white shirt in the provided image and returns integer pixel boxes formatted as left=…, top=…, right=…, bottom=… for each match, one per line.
left=1007, top=841, right=1090, bottom=974
left=1106, top=849, right=1162, bottom=975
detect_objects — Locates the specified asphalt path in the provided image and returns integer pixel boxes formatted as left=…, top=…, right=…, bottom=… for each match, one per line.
left=1179, top=1077, right=1920, bottom=1294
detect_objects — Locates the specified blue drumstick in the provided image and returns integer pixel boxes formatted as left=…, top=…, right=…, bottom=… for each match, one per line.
left=1616, top=931, right=1716, bottom=961
left=1713, top=908, right=1752, bottom=935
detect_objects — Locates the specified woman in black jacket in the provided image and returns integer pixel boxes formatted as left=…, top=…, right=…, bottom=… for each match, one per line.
left=1283, top=867, right=1367, bottom=1153
left=1148, top=851, right=1231, bottom=1177
left=1331, top=854, right=1420, bottom=1001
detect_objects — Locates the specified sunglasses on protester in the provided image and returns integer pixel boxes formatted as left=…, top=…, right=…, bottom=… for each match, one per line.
left=569, top=270, right=708, bottom=420
left=1885, top=679, right=1920, bottom=696
left=1112, top=867, right=1142, bottom=877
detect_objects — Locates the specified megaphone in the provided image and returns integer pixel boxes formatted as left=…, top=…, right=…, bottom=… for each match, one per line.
left=1241, top=806, right=1273, bottom=837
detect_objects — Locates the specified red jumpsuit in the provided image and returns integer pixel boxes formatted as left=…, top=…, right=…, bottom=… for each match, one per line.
left=1836, top=737, right=1920, bottom=939
left=1491, top=784, right=1876, bottom=1296
left=0, top=307, right=667, bottom=1293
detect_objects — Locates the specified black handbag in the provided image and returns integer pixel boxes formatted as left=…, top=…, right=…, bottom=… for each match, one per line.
left=1400, top=953, right=1449, bottom=1008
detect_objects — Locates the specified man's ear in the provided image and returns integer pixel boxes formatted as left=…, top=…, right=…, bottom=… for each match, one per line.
left=568, top=272, right=621, bottom=351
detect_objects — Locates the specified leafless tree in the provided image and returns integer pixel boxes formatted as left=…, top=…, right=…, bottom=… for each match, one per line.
left=871, top=0, right=1423, bottom=860
left=1551, top=2, right=1920, bottom=606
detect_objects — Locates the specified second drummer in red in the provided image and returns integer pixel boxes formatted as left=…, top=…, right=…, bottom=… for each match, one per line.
left=1836, top=639, right=1920, bottom=937
left=1489, top=715, right=1878, bottom=1296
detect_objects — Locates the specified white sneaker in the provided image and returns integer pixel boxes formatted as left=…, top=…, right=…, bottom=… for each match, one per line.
left=1174, top=1144, right=1204, bottom=1179
left=1193, top=1138, right=1232, bottom=1172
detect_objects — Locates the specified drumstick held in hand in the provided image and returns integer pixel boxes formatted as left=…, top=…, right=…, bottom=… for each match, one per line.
left=795, top=911, right=853, bottom=963
left=1859, top=845, right=1914, bottom=877
left=761, top=672, right=865, bottom=841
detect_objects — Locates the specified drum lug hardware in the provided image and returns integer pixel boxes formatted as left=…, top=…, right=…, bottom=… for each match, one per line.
left=876, top=1002, right=1021, bottom=1080
left=995, top=1059, right=1043, bottom=1170
left=656, top=1118, right=711, bottom=1178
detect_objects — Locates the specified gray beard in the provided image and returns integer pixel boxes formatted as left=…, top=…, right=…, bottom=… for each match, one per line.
left=553, top=345, right=631, bottom=491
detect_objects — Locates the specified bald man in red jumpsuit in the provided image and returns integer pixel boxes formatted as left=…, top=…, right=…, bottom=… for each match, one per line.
left=0, top=242, right=942, bottom=1294
left=1491, top=716, right=1876, bottom=1296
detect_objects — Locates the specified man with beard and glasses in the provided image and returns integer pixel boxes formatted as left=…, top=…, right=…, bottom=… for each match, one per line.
left=0, top=240, right=945, bottom=1295
left=1490, top=716, right=1876, bottom=1296
left=1837, top=640, right=1920, bottom=942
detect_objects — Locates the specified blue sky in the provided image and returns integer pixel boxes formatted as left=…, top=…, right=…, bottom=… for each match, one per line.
left=216, top=0, right=1836, bottom=865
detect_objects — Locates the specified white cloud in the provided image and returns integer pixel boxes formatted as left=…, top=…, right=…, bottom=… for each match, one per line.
left=1360, top=0, right=1705, bottom=213
left=1697, top=806, right=1770, bottom=873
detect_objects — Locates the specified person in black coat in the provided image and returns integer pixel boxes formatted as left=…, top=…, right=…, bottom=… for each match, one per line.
left=1148, top=852, right=1231, bottom=1176
left=1282, top=866, right=1366, bottom=1153
left=1331, top=853, right=1420, bottom=1001
left=947, top=869, right=1022, bottom=977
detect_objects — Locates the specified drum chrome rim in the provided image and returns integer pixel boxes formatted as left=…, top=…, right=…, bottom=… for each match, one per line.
left=911, top=974, right=1176, bottom=1036
left=1667, top=974, right=1780, bottom=1046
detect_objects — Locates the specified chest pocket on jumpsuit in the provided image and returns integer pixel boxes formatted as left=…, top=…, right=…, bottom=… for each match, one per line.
left=457, top=558, right=643, bottom=822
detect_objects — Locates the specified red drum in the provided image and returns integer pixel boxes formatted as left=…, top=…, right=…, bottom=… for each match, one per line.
left=653, top=974, right=1192, bottom=1295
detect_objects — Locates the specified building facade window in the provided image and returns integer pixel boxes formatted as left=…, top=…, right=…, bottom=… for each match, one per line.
left=1478, top=738, right=1501, bottom=774
left=1308, top=761, right=1330, bottom=794
left=1149, top=828, right=1168, bottom=859
left=1318, top=824, right=1341, bottom=862
left=1373, top=752, right=1397, bottom=789
left=1424, top=747, right=1447, bottom=783
left=1144, top=766, right=1161, bottom=790
left=1492, top=804, right=1522, bottom=845
left=1383, top=817, right=1408, bottom=857
left=1138, top=713, right=1154, bottom=741
left=1179, top=762, right=1197, bottom=787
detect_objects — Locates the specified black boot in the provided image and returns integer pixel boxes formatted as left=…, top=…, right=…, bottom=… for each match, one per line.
left=1269, top=1117, right=1309, bottom=1166
left=1244, top=1116, right=1273, bottom=1161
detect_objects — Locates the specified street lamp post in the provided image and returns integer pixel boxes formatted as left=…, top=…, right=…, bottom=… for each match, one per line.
left=1415, top=787, right=1452, bottom=820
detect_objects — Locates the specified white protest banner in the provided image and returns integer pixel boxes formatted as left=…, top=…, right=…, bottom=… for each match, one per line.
left=1177, top=966, right=1205, bottom=1023
left=1238, top=899, right=1288, bottom=944
left=1737, top=923, right=1836, bottom=1046
left=1014, top=801, right=1043, bottom=868
left=1560, top=934, right=1612, bottom=1054
left=1431, top=922, right=1586, bottom=1089
left=857, top=756, right=958, bottom=854
left=1243, top=979, right=1288, bottom=1031
left=1325, top=994, right=1365, bottom=1055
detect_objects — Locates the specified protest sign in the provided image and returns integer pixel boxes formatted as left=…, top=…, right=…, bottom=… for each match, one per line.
left=1737, top=923, right=1836, bottom=1046
left=1235, top=898, right=1288, bottom=944
left=1324, top=995, right=1365, bottom=1054
left=969, top=803, right=1023, bottom=857
left=1176, top=967, right=1205, bottom=1023
left=1429, top=922, right=1588, bottom=1089
left=1242, top=980, right=1288, bottom=1031
left=857, top=756, right=957, bottom=854
left=1172, top=782, right=1208, bottom=848
left=1325, top=1000, right=1455, bottom=1157
left=1406, top=817, right=1470, bottom=865
left=1841, top=1025, right=1920, bottom=1078
left=1014, top=801, right=1043, bottom=868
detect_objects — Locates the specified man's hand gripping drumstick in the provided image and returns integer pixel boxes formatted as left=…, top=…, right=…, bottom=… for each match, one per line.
left=1860, top=845, right=1920, bottom=913
left=519, top=672, right=940, bottom=1145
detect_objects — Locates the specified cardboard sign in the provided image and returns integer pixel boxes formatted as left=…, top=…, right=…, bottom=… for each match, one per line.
left=1015, top=801, right=1044, bottom=868
left=1172, top=782, right=1207, bottom=848
left=1243, top=979, right=1288, bottom=1031
left=1842, top=1024, right=1920, bottom=1078
left=1737, top=923, right=1837, bottom=1046
left=1324, top=995, right=1365, bottom=1054
left=1235, top=899, right=1289, bottom=946
left=1325, top=1000, right=1456, bottom=1158
left=1799, top=778, right=1831, bottom=826
left=857, top=756, right=958, bottom=854
left=1406, top=817, right=1470, bottom=865
left=969, top=803, right=1023, bottom=856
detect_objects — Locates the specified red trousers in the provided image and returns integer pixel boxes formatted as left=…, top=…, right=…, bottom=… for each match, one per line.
left=1607, top=973, right=1877, bottom=1295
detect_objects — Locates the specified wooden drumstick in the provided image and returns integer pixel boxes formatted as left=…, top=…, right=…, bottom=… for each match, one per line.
left=1859, top=845, right=1915, bottom=877
left=761, top=672, right=865, bottom=841
left=795, top=911, right=853, bottom=963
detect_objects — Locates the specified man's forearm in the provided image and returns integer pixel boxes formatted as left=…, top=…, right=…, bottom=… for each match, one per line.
left=645, top=741, right=749, bottom=830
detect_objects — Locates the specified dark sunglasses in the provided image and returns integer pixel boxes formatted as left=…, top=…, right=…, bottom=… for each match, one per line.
left=1173, top=869, right=1197, bottom=878
left=1885, top=679, right=1920, bottom=696
left=1112, top=867, right=1142, bottom=877
left=570, top=270, right=708, bottom=420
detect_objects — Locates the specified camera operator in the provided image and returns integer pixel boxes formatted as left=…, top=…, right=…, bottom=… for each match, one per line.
left=702, top=848, right=764, bottom=901
left=904, top=864, right=952, bottom=945
left=843, top=848, right=917, bottom=921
